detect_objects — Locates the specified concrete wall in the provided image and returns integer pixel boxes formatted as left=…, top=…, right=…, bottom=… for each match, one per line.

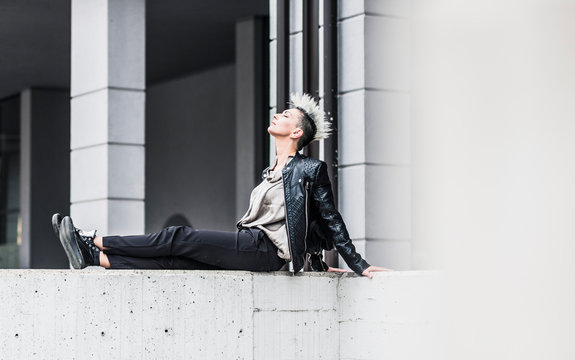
left=146, top=65, right=237, bottom=233
left=0, top=269, right=440, bottom=359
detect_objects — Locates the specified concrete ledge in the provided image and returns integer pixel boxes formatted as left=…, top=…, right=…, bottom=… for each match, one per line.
left=0, top=269, right=441, bottom=359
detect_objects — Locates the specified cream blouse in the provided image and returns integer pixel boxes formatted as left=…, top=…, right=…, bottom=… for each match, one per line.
left=236, top=156, right=294, bottom=260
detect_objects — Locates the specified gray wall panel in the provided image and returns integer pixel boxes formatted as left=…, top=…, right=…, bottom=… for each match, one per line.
left=146, top=65, right=236, bottom=233
left=20, top=89, right=70, bottom=268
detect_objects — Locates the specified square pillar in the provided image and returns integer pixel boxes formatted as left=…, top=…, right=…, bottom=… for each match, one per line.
left=70, top=0, right=145, bottom=235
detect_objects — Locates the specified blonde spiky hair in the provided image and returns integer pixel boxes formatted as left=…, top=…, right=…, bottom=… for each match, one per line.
left=289, top=92, right=332, bottom=143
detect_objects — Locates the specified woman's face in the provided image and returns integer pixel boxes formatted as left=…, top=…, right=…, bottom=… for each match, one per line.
left=268, top=108, right=302, bottom=138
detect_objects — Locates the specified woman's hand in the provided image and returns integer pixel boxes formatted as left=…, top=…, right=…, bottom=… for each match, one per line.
left=327, top=265, right=392, bottom=278
left=362, top=265, right=392, bottom=279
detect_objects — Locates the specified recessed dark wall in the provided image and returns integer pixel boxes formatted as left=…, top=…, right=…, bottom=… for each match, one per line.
left=145, top=65, right=237, bottom=233
left=0, top=0, right=268, bottom=99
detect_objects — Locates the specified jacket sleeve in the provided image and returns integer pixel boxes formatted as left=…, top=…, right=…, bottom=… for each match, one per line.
left=311, top=161, right=370, bottom=275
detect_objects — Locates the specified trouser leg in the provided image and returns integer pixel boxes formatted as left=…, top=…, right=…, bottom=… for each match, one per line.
left=102, top=226, right=286, bottom=271
left=105, top=254, right=223, bottom=270
left=103, top=226, right=189, bottom=258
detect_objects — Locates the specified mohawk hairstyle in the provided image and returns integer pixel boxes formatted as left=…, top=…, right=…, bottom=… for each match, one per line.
left=289, top=92, right=332, bottom=142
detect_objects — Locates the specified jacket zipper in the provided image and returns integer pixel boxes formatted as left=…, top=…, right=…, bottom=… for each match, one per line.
left=283, top=172, right=295, bottom=274
left=304, top=181, right=309, bottom=253
left=282, top=158, right=309, bottom=274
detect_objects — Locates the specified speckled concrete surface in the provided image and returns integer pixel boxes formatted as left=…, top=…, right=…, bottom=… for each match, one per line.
left=0, top=269, right=440, bottom=359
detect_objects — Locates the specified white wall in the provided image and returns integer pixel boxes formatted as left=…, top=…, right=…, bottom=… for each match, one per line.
left=411, top=0, right=575, bottom=358
left=146, top=65, right=237, bottom=233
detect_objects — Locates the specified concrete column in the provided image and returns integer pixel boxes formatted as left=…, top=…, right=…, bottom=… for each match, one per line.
left=20, top=89, right=70, bottom=268
left=338, top=1, right=412, bottom=270
left=235, top=17, right=269, bottom=220
left=70, top=0, right=145, bottom=235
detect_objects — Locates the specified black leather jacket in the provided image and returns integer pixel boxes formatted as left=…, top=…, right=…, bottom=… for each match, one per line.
left=261, top=152, right=370, bottom=275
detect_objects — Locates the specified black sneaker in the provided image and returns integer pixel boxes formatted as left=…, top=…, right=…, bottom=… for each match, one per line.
left=59, top=216, right=86, bottom=269
left=52, top=213, right=95, bottom=248
left=62, top=216, right=101, bottom=267
left=76, top=229, right=100, bottom=267
left=52, top=213, right=63, bottom=239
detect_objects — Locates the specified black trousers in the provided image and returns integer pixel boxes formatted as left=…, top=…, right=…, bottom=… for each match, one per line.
left=102, top=226, right=287, bottom=271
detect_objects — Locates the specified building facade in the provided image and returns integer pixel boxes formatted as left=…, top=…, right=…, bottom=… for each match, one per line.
left=0, top=0, right=413, bottom=271
left=2, top=1, right=575, bottom=358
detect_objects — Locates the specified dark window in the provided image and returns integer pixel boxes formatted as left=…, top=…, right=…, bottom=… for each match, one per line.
left=0, top=95, right=21, bottom=268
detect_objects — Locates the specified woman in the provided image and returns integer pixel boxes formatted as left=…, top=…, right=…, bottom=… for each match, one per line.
left=54, top=93, right=389, bottom=278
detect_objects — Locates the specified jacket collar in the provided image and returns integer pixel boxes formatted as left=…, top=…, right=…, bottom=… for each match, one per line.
left=266, top=154, right=294, bottom=177
left=281, top=151, right=305, bottom=175
left=262, top=152, right=306, bottom=179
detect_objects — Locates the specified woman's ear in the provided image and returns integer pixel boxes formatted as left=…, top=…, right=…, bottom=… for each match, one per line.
left=291, top=128, right=304, bottom=139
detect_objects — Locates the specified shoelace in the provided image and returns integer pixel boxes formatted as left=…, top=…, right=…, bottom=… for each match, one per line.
left=76, top=229, right=99, bottom=251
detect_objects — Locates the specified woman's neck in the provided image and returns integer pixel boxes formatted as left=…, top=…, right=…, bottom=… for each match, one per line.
left=273, top=140, right=297, bottom=171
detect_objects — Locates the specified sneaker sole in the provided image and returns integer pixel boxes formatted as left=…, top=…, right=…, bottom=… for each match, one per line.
left=51, top=213, right=62, bottom=239
left=60, top=217, right=85, bottom=269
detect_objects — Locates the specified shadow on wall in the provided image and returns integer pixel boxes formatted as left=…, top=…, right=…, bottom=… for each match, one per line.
left=163, top=214, right=193, bottom=229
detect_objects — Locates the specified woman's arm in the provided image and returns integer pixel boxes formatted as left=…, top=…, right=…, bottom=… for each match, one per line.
left=311, top=161, right=373, bottom=275
left=311, top=162, right=391, bottom=277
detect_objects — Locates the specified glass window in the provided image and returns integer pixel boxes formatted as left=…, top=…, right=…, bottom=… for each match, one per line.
left=0, top=95, right=21, bottom=268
